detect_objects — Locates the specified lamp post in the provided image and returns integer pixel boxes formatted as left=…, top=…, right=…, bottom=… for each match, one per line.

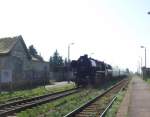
left=68, top=43, right=74, bottom=63
left=139, top=56, right=143, bottom=77
left=140, top=46, right=146, bottom=68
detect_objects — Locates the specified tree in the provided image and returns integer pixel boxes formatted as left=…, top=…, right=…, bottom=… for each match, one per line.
left=126, top=68, right=129, bottom=73
left=29, top=45, right=37, bottom=56
left=28, top=45, right=44, bottom=61
left=49, top=50, right=64, bottom=71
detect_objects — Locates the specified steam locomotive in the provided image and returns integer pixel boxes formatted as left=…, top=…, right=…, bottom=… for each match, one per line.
left=71, top=54, right=128, bottom=86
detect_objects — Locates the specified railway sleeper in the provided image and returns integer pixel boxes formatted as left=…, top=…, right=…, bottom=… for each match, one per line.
left=76, top=113, right=96, bottom=117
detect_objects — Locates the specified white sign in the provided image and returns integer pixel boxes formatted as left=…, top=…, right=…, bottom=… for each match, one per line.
left=1, top=70, right=12, bottom=83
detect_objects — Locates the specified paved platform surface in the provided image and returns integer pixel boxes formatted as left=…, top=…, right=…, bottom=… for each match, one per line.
left=117, top=76, right=150, bottom=117
left=128, top=76, right=150, bottom=117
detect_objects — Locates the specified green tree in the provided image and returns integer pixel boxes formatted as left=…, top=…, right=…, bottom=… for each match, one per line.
left=28, top=45, right=44, bottom=61
left=29, top=45, right=37, bottom=56
left=49, top=50, right=64, bottom=71
left=126, top=68, right=129, bottom=73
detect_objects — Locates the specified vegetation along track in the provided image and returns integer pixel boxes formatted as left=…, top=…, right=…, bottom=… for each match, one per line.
left=0, top=88, right=81, bottom=117
left=64, top=78, right=129, bottom=117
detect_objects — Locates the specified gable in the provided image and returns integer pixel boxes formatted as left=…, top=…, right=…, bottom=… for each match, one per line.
left=10, top=38, right=31, bottom=60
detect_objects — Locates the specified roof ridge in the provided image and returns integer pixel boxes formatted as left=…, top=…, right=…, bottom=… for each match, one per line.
left=0, top=35, right=23, bottom=54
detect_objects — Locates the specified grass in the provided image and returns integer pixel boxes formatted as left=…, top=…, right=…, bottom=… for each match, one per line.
left=105, top=77, right=129, bottom=117
left=16, top=79, right=123, bottom=117
left=16, top=88, right=102, bottom=117
left=0, top=82, right=75, bottom=104
left=144, top=77, right=150, bottom=84
left=105, top=91, right=126, bottom=117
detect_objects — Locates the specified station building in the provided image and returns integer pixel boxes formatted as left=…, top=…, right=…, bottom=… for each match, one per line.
left=142, top=67, right=150, bottom=78
left=0, top=35, right=50, bottom=90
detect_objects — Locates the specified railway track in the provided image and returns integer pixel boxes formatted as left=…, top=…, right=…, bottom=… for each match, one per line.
left=64, top=78, right=128, bottom=117
left=0, top=88, right=81, bottom=117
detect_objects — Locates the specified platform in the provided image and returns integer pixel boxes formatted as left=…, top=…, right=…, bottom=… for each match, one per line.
left=117, top=76, right=150, bottom=117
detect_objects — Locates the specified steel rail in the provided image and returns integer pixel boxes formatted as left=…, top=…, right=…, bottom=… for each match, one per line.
left=99, top=79, right=129, bottom=117
left=0, top=87, right=79, bottom=109
left=0, top=88, right=81, bottom=117
left=99, top=96, right=117, bottom=117
left=64, top=78, right=128, bottom=117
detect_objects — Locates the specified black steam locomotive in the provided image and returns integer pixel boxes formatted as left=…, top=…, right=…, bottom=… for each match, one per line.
left=71, top=55, right=128, bottom=86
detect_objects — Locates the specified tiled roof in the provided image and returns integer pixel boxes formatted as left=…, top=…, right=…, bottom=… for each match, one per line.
left=0, top=36, right=19, bottom=54
left=0, top=35, right=31, bottom=59
left=0, top=35, right=45, bottom=61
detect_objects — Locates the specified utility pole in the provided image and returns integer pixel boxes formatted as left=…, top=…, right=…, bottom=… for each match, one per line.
left=68, top=43, right=74, bottom=63
left=141, top=46, right=146, bottom=68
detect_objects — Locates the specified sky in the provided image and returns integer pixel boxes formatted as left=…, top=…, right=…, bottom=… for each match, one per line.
left=0, top=0, right=150, bottom=72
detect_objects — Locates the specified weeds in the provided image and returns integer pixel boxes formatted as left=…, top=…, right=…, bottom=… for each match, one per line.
left=0, top=83, right=75, bottom=104
left=105, top=91, right=125, bottom=117
left=16, top=89, right=102, bottom=117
